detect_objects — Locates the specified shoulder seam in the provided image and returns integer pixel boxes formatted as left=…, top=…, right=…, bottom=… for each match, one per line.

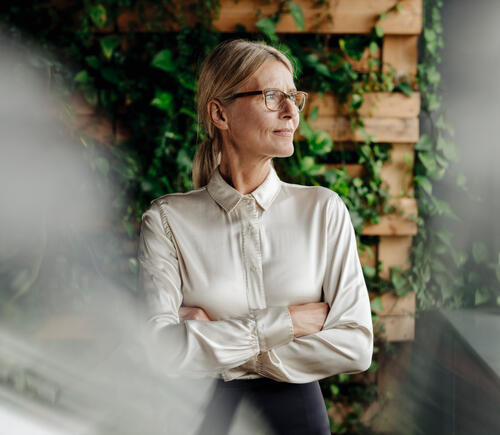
left=153, top=200, right=173, bottom=241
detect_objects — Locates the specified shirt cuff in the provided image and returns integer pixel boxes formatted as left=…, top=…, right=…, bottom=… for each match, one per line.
left=252, top=306, right=295, bottom=352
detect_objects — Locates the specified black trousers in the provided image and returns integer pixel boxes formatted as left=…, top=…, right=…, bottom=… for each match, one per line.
left=195, top=377, right=331, bottom=435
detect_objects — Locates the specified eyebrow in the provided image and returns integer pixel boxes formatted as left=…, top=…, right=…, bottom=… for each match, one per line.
left=267, top=87, right=298, bottom=92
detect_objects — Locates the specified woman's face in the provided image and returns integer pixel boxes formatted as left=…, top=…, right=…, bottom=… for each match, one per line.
left=220, top=59, right=300, bottom=160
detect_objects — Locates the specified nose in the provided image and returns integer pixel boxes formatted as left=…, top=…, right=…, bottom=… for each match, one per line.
left=279, top=96, right=298, bottom=119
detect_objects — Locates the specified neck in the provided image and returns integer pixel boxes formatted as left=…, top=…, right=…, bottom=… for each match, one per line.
left=218, top=152, right=272, bottom=195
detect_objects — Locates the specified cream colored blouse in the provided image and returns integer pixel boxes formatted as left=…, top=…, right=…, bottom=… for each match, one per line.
left=138, top=163, right=373, bottom=383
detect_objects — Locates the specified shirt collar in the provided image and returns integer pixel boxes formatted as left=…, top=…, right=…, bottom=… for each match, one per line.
left=206, top=163, right=282, bottom=214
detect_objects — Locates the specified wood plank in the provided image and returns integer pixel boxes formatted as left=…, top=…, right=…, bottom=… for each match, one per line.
left=378, top=235, right=413, bottom=280
left=309, top=116, right=419, bottom=144
left=362, top=198, right=417, bottom=236
left=372, top=291, right=415, bottom=316
left=381, top=143, right=415, bottom=196
left=306, top=92, right=420, bottom=118
left=382, top=35, right=419, bottom=78
left=324, top=163, right=364, bottom=178
left=325, top=153, right=415, bottom=199
left=376, top=314, right=415, bottom=341
left=213, top=0, right=422, bottom=35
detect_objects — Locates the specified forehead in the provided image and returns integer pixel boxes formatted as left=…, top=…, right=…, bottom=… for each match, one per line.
left=241, top=59, right=296, bottom=92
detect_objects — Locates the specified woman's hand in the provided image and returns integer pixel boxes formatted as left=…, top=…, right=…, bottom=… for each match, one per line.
left=288, top=302, right=329, bottom=338
left=179, top=306, right=212, bottom=322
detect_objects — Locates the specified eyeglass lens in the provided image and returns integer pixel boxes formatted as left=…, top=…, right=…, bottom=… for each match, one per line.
left=265, top=90, right=306, bottom=112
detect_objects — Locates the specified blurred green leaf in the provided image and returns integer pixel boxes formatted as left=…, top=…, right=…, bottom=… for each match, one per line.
left=256, top=17, right=276, bottom=39
left=289, top=1, right=305, bottom=31
left=398, top=82, right=413, bottom=96
left=151, top=90, right=174, bottom=116
left=89, top=5, right=107, bottom=28
left=370, top=295, right=383, bottom=311
left=100, top=35, right=121, bottom=60
left=472, top=242, right=488, bottom=264
left=151, top=49, right=175, bottom=72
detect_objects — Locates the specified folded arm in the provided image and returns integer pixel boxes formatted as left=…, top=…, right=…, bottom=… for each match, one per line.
left=138, top=201, right=294, bottom=377
left=254, top=193, right=374, bottom=383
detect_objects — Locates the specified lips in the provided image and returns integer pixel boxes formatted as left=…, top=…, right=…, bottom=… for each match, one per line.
left=273, top=128, right=294, bottom=137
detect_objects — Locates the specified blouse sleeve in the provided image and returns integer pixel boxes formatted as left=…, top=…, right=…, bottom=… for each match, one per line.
left=255, top=193, right=374, bottom=383
left=138, top=201, right=294, bottom=378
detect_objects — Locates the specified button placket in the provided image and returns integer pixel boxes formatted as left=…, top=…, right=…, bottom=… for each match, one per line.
left=240, top=196, right=266, bottom=311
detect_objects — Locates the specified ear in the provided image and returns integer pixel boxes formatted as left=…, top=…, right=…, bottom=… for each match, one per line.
left=207, top=99, right=229, bottom=131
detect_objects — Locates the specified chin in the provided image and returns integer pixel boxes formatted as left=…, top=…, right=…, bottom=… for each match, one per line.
left=270, top=141, right=294, bottom=158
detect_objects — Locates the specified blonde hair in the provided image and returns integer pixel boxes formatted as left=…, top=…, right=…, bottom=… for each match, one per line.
left=192, top=39, right=294, bottom=189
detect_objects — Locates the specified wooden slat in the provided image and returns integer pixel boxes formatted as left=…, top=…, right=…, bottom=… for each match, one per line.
left=382, top=35, right=419, bottom=78
left=309, top=116, right=419, bottom=143
left=363, top=198, right=417, bottom=236
left=381, top=143, right=415, bottom=196
left=372, top=291, right=415, bottom=316
left=307, top=92, right=420, bottom=118
left=324, top=163, right=364, bottom=178
left=325, top=151, right=415, bottom=199
left=213, top=0, right=422, bottom=35
left=376, top=315, right=415, bottom=341
left=378, top=235, right=413, bottom=280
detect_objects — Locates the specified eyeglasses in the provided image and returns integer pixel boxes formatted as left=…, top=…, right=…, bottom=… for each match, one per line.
left=228, top=88, right=308, bottom=112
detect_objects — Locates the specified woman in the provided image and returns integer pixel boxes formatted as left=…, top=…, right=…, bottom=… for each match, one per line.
left=138, top=39, right=373, bottom=434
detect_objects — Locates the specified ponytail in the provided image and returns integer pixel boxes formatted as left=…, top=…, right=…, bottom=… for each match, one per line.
left=192, top=136, right=221, bottom=189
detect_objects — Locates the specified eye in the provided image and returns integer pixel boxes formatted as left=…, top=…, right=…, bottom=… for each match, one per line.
left=265, top=90, right=279, bottom=100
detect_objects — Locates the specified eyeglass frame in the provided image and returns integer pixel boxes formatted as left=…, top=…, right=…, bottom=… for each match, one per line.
left=227, top=88, right=308, bottom=112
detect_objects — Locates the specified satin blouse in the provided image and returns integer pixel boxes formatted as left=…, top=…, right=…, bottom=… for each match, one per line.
left=137, top=162, right=373, bottom=383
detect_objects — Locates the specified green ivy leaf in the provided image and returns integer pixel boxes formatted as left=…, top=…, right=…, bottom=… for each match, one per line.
left=100, top=35, right=121, bottom=60
left=456, top=173, right=467, bottom=188
left=363, top=265, right=376, bottom=279
left=89, top=4, right=107, bottom=28
left=370, top=295, right=383, bottom=311
left=472, top=242, right=488, bottom=264
left=289, top=1, right=305, bottom=31
left=329, top=384, right=339, bottom=396
left=398, top=82, right=413, bottom=96
left=309, top=106, right=319, bottom=122
left=85, top=55, right=100, bottom=69
left=74, top=70, right=90, bottom=83
left=374, top=24, right=384, bottom=38
left=418, top=151, right=437, bottom=174
left=415, top=134, right=433, bottom=151
left=151, top=49, right=175, bottom=73
left=369, top=41, right=379, bottom=54
left=315, top=63, right=331, bottom=77
left=256, top=17, right=276, bottom=39
left=299, top=119, right=315, bottom=140
left=414, top=175, right=432, bottom=194
left=151, top=90, right=174, bottom=116
left=474, top=288, right=489, bottom=305
left=101, top=67, right=120, bottom=84
left=349, top=93, right=363, bottom=110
